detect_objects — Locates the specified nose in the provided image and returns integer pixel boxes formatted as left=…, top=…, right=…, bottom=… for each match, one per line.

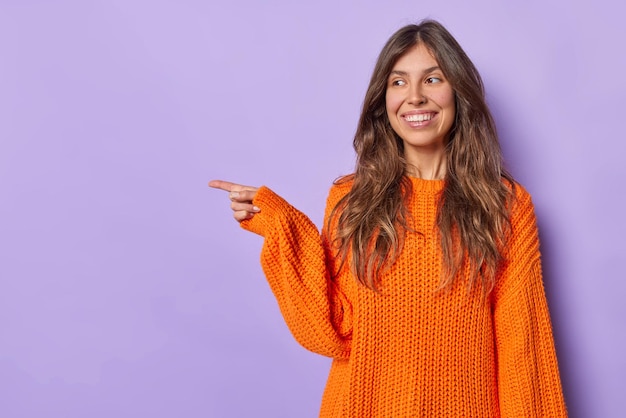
left=407, top=83, right=426, bottom=105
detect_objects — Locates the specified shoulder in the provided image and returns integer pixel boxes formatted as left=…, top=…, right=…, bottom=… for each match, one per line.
left=503, top=181, right=540, bottom=260
left=508, top=179, right=530, bottom=200
left=506, top=180, right=535, bottom=221
left=325, top=174, right=354, bottom=208
left=321, top=174, right=355, bottom=227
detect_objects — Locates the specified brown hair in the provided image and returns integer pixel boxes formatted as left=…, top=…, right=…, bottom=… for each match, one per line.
left=329, top=19, right=515, bottom=294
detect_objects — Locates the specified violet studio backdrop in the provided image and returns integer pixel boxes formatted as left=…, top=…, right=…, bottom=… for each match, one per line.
left=0, top=1, right=624, bottom=417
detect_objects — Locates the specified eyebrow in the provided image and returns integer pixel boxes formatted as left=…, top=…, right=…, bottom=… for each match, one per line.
left=389, top=66, right=441, bottom=77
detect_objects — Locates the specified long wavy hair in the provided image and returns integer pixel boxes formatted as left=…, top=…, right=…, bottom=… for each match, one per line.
left=329, top=20, right=515, bottom=295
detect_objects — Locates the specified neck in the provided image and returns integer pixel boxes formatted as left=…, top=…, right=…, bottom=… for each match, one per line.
left=404, top=148, right=447, bottom=180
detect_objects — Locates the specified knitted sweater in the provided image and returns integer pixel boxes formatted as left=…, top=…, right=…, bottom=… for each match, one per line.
left=241, top=177, right=567, bottom=417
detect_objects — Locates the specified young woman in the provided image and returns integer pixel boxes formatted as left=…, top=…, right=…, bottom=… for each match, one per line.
left=210, top=20, right=567, bottom=417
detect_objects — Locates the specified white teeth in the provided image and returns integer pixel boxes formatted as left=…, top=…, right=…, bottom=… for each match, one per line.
left=405, top=113, right=433, bottom=122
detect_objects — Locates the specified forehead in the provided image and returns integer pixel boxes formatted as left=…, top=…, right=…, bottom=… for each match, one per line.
left=391, top=43, right=439, bottom=72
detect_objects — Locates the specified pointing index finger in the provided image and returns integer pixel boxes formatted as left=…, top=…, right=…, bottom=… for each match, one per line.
left=208, top=180, right=236, bottom=192
left=208, top=180, right=258, bottom=193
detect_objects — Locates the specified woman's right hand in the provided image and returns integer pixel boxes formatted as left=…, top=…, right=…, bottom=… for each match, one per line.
left=208, top=180, right=260, bottom=222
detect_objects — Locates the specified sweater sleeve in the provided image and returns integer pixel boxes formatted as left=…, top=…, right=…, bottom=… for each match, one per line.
left=240, top=186, right=352, bottom=359
left=493, top=187, right=568, bottom=417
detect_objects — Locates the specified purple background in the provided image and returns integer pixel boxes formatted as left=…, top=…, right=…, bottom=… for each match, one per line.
left=1, top=1, right=624, bottom=417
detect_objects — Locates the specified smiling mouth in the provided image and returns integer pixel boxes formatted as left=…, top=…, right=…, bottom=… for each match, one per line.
left=403, top=113, right=435, bottom=122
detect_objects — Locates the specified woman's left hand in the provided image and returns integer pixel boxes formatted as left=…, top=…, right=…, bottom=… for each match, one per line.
left=208, top=180, right=260, bottom=222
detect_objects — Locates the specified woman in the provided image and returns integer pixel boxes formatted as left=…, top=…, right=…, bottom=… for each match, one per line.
left=210, top=20, right=567, bottom=417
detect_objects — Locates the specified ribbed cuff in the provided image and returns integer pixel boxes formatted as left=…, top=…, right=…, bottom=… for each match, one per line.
left=240, top=186, right=291, bottom=237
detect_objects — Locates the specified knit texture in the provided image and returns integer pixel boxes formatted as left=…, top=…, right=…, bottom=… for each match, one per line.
left=241, top=177, right=567, bottom=417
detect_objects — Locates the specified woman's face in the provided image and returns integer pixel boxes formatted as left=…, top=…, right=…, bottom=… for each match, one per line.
left=385, top=43, right=456, bottom=162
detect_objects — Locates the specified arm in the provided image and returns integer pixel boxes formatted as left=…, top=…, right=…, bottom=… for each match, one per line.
left=493, top=187, right=567, bottom=417
left=209, top=180, right=352, bottom=359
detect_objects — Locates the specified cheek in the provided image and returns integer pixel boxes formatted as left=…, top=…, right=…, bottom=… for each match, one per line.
left=432, top=89, right=455, bottom=110
left=385, top=91, right=403, bottom=115
left=434, top=90, right=456, bottom=124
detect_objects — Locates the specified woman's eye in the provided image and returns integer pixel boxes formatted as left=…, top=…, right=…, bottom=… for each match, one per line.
left=392, top=79, right=406, bottom=86
left=426, top=77, right=442, bottom=84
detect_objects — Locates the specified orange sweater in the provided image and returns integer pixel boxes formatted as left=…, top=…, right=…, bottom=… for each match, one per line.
left=241, top=177, right=567, bottom=417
